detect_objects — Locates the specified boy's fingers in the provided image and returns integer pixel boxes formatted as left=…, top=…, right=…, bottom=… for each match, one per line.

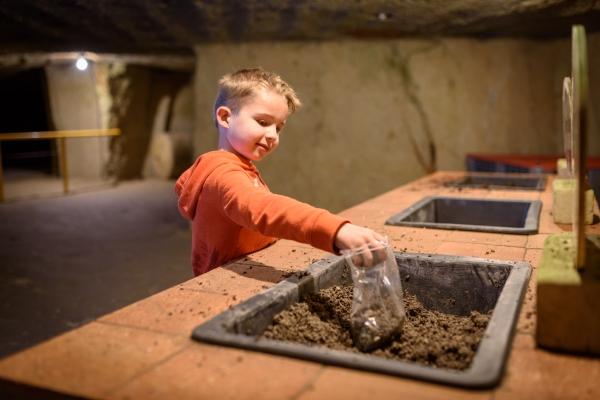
left=373, top=247, right=387, bottom=263
left=351, top=244, right=374, bottom=267
left=338, top=224, right=389, bottom=267
left=351, top=253, right=363, bottom=267
left=368, top=241, right=387, bottom=266
left=361, top=248, right=374, bottom=267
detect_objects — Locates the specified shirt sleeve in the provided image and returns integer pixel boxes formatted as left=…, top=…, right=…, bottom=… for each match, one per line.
left=217, top=167, right=350, bottom=254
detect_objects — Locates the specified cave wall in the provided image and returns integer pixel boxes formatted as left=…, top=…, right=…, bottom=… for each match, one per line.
left=106, top=65, right=192, bottom=179
left=193, top=34, right=600, bottom=214
left=43, top=62, right=193, bottom=181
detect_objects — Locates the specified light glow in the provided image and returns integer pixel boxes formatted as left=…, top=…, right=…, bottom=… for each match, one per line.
left=76, top=57, right=88, bottom=70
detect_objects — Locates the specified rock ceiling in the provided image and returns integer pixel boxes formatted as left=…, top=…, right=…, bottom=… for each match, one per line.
left=1, top=0, right=599, bottom=56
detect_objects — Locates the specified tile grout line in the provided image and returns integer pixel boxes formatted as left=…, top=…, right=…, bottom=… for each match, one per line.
left=95, top=319, right=190, bottom=338
left=102, top=342, right=194, bottom=398
left=289, top=365, right=327, bottom=400
left=432, top=236, right=444, bottom=253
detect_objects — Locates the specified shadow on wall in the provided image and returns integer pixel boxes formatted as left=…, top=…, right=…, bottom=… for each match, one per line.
left=106, top=66, right=194, bottom=181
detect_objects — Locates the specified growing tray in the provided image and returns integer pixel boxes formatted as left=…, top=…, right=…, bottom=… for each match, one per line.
left=385, top=196, right=542, bottom=234
left=445, top=174, right=547, bottom=191
left=192, top=253, right=531, bottom=389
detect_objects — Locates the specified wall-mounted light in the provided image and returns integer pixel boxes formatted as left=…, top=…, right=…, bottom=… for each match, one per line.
left=76, top=57, right=88, bottom=70
left=376, top=12, right=395, bottom=21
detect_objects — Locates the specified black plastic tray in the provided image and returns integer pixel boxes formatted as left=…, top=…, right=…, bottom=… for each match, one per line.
left=446, top=174, right=547, bottom=191
left=385, top=196, right=541, bottom=234
left=192, top=253, right=531, bottom=389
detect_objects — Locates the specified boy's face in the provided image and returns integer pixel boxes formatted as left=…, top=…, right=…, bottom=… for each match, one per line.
left=217, top=90, right=289, bottom=162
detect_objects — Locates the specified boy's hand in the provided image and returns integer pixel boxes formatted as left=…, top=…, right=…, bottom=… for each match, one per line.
left=335, top=223, right=387, bottom=267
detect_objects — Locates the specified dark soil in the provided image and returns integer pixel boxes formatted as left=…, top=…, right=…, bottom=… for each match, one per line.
left=262, top=285, right=491, bottom=371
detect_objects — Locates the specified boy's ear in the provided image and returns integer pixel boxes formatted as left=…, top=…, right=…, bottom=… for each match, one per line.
left=216, top=106, right=232, bottom=129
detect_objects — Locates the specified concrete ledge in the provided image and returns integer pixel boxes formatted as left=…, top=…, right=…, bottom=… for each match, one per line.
left=551, top=179, right=594, bottom=224
left=536, top=232, right=600, bottom=355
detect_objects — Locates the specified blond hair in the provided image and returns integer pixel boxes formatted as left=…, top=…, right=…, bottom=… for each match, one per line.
left=214, top=68, right=302, bottom=127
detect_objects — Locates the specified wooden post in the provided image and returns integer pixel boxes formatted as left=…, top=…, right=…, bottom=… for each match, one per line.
left=60, top=137, right=69, bottom=194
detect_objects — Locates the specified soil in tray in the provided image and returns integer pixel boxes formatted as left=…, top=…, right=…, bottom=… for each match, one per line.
left=262, top=285, right=491, bottom=371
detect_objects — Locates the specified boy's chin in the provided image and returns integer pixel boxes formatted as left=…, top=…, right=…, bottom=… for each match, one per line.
left=249, top=150, right=271, bottom=162
left=240, top=152, right=265, bottom=162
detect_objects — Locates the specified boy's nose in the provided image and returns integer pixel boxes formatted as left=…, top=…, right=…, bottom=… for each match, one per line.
left=265, top=126, right=278, bottom=139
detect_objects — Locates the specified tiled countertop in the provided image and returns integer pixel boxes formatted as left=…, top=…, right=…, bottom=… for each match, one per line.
left=1, top=171, right=599, bottom=399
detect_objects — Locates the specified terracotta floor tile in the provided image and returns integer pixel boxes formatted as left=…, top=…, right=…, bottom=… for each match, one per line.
left=101, top=250, right=344, bottom=337
left=395, top=174, right=460, bottom=194
left=445, top=231, right=528, bottom=247
left=382, top=226, right=452, bottom=241
left=538, top=210, right=570, bottom=234
left=337, top=207, right=391, bottom=230
left=499, top=334, right=600, bottom=400
left=297, top=366, right=491, bottom=400
left=493, top=388, right=566, bottom=400
left=545, top=175, right=558, bottom=185
left=363, top=192, right=430, bottom=210
left=176, top=248, right=333, bottom=300
left=221, top=262, right=311, bottom=293
left=431, top=187, right=467, bottom=197
left=515, top=257, right=538, bottom=335
left=98, top=288, right=234, bottom=336
left=524, top=248, right=542, bottom=269
left=584, top=218, right=600, bottom=234
left=276, top=239, right=313, bottom=248
left=389, top=240, right=443, bottom=254
left=485, top=191, right=541, bottom=201
left=108, top=343, right=322, bottom=400
left=526, top=234, right=550, bottom=249
left=539, top=191, right=553, bottom=208
left=515, top=301, right=536, bottom=335
left=179, top=264, right=288, bottom=300
left=435, top=242, right=525, bottom=261
left=367, top=188, right=411, bottom=204
left=0, top=322, right=189, bottom=399
left=242, top=243, right=329, bottom=269
left=181, top=263, right=284, bottom=290
left=383, top=226, right=448, bottom=254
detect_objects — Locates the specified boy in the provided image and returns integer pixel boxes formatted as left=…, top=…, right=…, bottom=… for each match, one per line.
left=175, top=68, right=385, bottom=276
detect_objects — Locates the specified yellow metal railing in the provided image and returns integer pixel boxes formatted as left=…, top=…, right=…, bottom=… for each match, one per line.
left=0, top=129, right=121, bottom=202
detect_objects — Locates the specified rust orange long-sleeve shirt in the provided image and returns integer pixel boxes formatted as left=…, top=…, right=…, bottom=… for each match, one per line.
left=175, top=151, right=350, bottom=276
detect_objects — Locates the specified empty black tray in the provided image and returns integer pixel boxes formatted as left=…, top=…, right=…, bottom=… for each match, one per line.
left=446, top=174, right=546, bottom=191
left=385, top=196, right=541, bottom=234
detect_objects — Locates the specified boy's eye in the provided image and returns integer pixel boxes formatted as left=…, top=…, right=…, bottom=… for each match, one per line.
left=258, top=120, right=267, bottom=126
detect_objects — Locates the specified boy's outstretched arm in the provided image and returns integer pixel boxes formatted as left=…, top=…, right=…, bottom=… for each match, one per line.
left=334, top=223, right=387, bottom=267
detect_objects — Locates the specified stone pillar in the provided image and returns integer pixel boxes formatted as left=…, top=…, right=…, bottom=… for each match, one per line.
left=45, top=61, right=109, bottom=180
